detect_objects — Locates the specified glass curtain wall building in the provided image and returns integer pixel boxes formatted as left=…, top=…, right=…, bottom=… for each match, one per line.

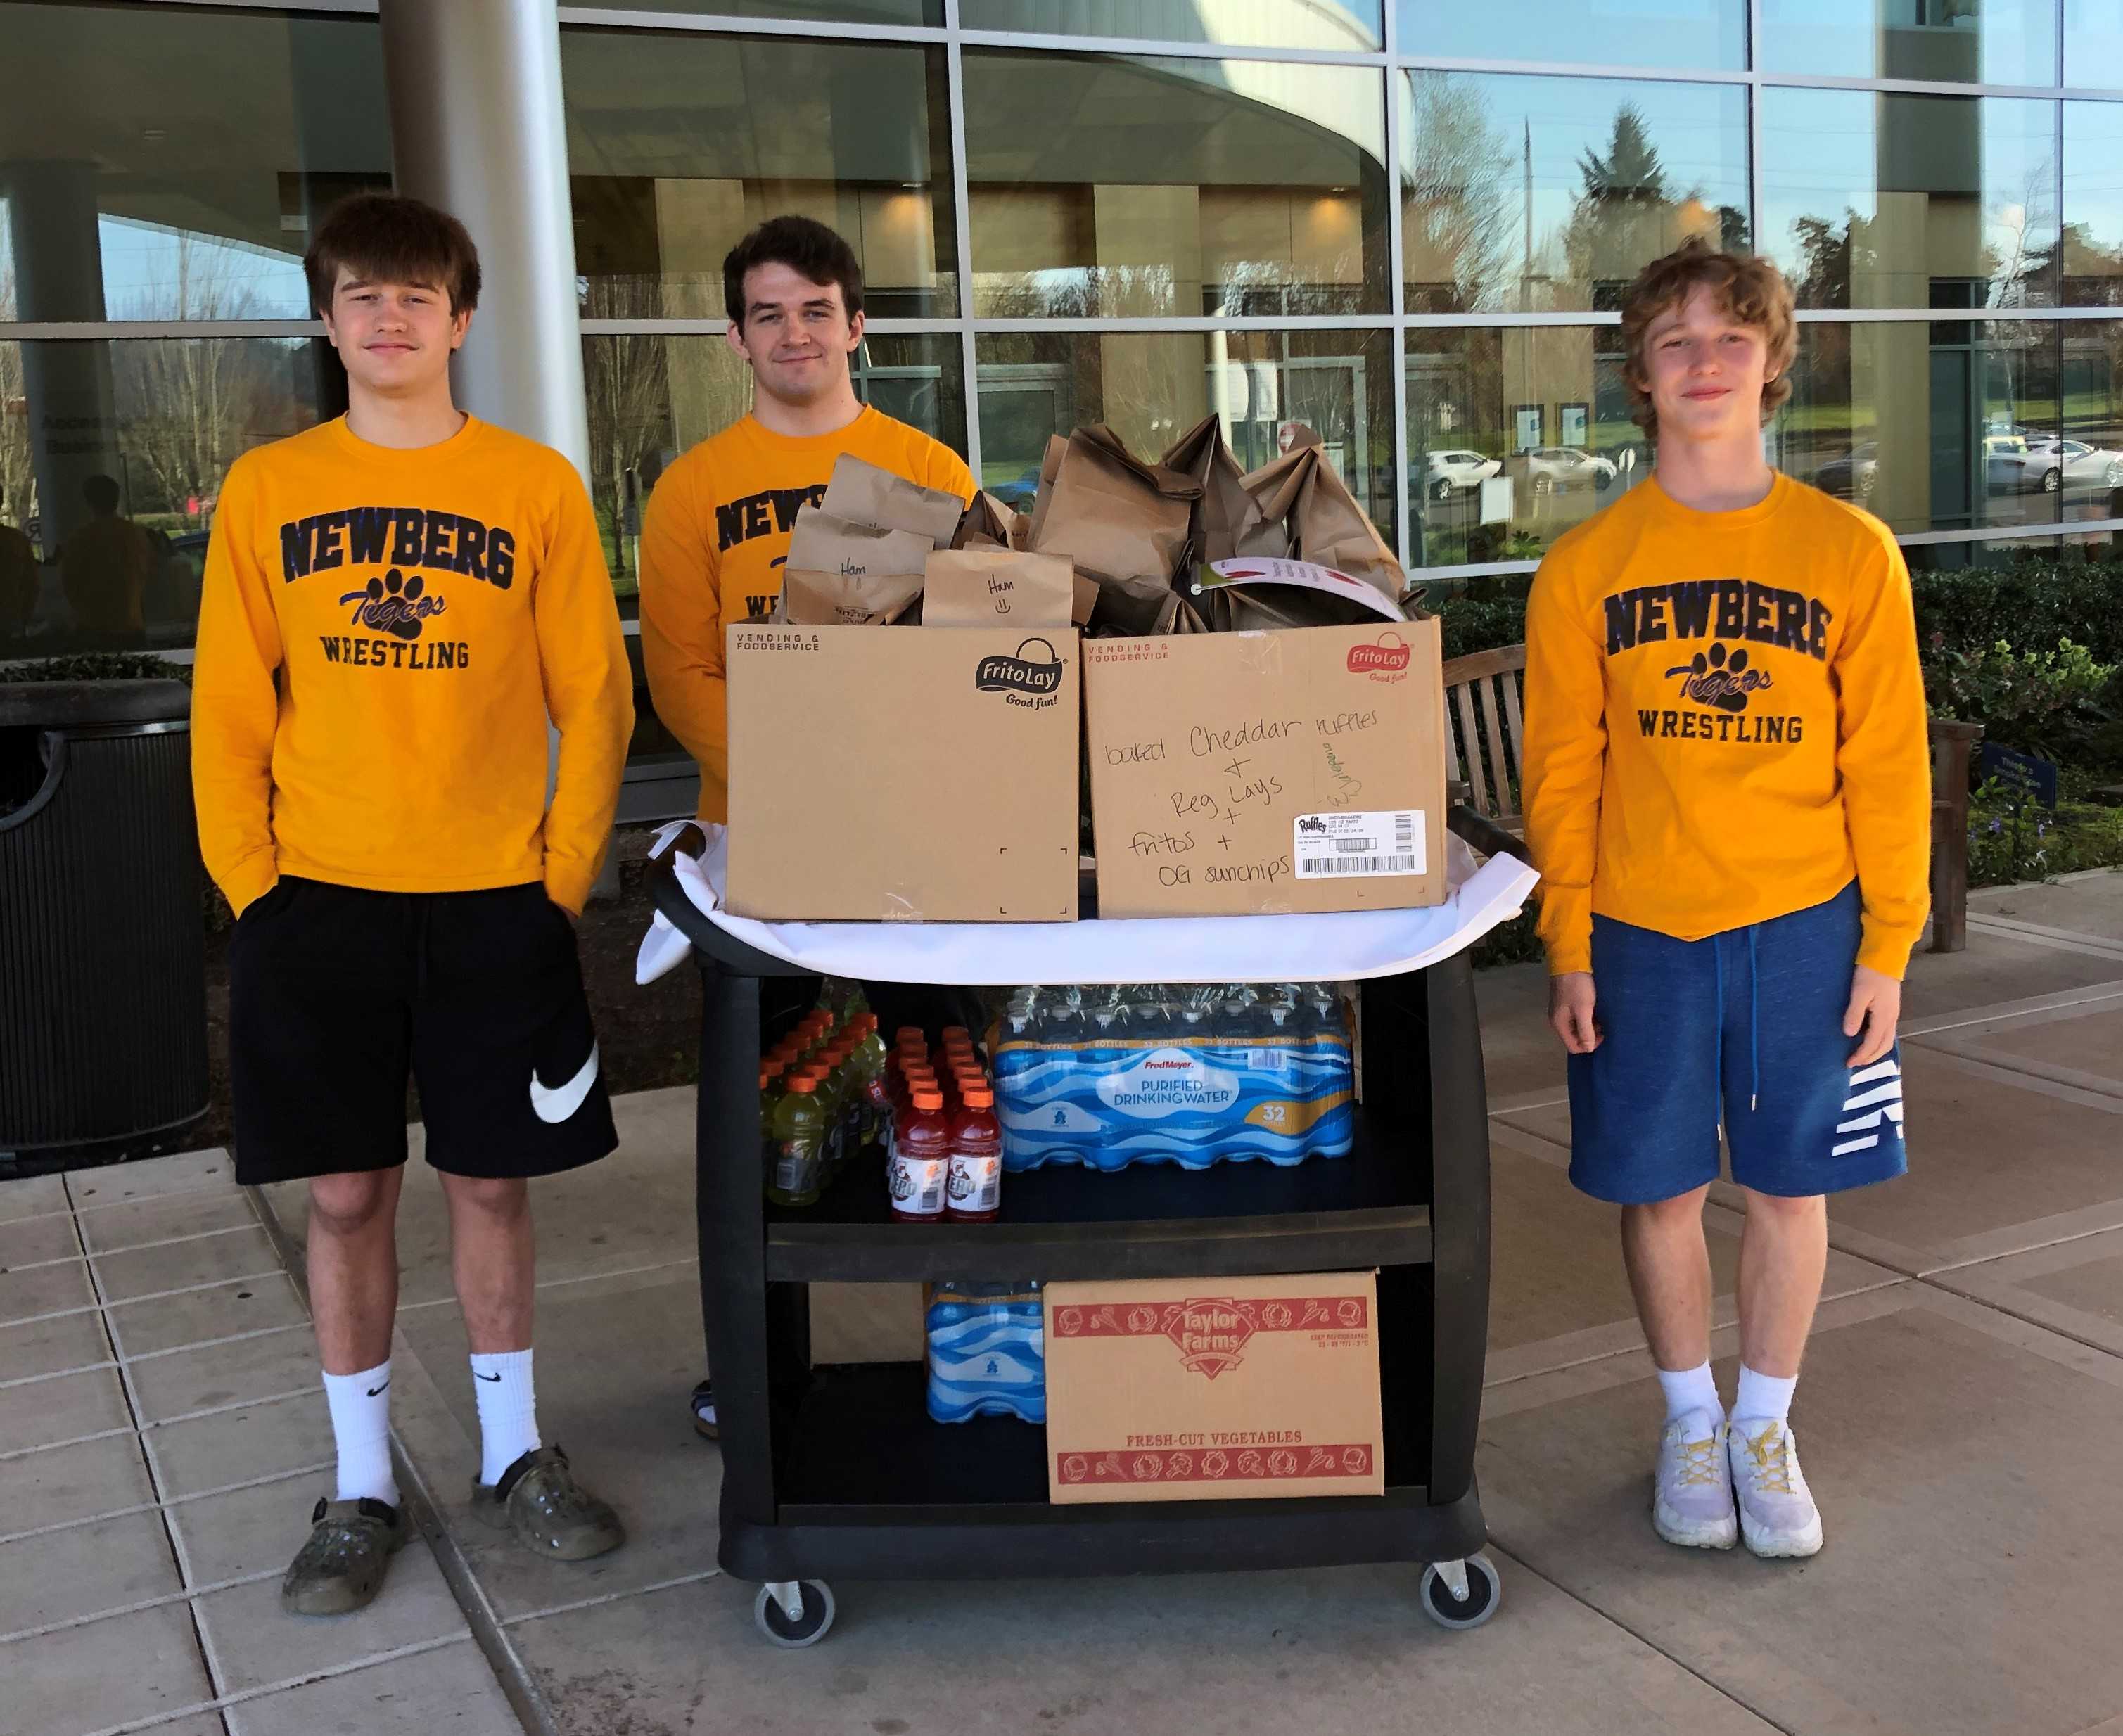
left=6, top=1, right=2123, bottom=719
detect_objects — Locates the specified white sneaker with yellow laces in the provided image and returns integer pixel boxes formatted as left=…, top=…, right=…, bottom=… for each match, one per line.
left=1728, top=1417, right=1823, bottom=1558
left=1652, top=1408, right=1737, bottom=1550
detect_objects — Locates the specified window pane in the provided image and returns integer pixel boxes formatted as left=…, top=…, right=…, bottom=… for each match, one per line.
left=963, top=51, right=1389, bottom=317
left=582, top=332, right=966, bottom=623
left=974, top=329, right=1397, bottom=550
left=0, top=4, right=390, bottom=322
left=960, top=0, right=1382, bottom=50
left=1403, top=73, right=1749, bottom=315
left=563, top=30, right=956, bottom=320
left=2065, top=0, right=2123, bottom=86
left=1758, top=0, right=2058, bottom=84
left=565, top=0, right=938, bottom=19
left=1396, top=0, right=1744, bottom=71
left=1406, top=327, right=1653, bottom=568
left=1761, top=89, right=2058, bottom=309
left=2065, top=101, right=2123, bottom=305
left=0, top=338, right=331, bottom=654
left=1777, top=320, right=2067, bottom=535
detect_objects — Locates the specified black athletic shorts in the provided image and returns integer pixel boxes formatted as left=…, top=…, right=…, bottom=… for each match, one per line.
left=229, top=877, right=618, bottom=1186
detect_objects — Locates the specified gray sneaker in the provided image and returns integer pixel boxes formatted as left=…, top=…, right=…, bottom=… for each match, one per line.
left=470, top=1444, right=625, bottom=1561
left=281, top=1496, right=408, bottom=1616
left=1651, top=1409, right=1738, bottom=1550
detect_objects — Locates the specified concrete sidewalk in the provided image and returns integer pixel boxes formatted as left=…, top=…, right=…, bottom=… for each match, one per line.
left=5, top=874, right=2122, bottom=1735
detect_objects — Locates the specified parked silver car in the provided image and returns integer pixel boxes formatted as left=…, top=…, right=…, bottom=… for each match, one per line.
left=1995, top=437, right=2123, bottom=494
left=1524, top=446, right=1617, bottom=494
left=1424, top=448, right=1502, bottom=499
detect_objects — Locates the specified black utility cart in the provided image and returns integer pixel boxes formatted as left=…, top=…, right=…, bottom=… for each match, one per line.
left=651, top=809, right=1522, bottom=1648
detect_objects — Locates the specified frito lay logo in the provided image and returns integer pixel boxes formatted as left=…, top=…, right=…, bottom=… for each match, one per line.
left=1347, top=632, right=1411, bottom=677
left=974, top=637, right=1064, bottom=695
left=1162, top=1298, right=1258, bottom=1380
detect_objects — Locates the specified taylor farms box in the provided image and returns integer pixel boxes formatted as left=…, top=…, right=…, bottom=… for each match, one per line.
left=1083, top=621, right=1447, bottom=917
left=725, top=623, right=1080, bottom=921
left=1043, top=1273, right=1384, bottom=1505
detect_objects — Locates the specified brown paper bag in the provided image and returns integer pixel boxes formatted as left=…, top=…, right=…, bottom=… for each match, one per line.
left=777, top=566, right=925, bottom=625
left=1237, top=444, right=1405, bottom=601
left=1028, top=426, right=1201, bottom=635
left=784, top=504, right=932, bottom=582
left=821, top=453, right=965, bottom=549
left=923, top=549, right=1078, bottom=627
left=953, top=490, right=1022, bottom=551
left=1023, top=433, right=1072, bottom=550
left=1161, top=414, right=1265, bottom=566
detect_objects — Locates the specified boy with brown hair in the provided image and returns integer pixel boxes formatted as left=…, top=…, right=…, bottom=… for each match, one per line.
left=639, top=214, right=976, bottom=1443
left=1522, top=238, right=1930, bottom=1557
left=193, top=192, right=635, bottom=1615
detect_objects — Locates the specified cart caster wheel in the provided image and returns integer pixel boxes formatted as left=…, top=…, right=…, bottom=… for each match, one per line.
left=1420, top=1555, right=1501, bottom=1630
left=753, top=1580, right=836, bottom=1648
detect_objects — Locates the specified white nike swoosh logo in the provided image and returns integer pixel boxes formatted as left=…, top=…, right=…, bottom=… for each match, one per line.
left=529, top=1042, right=599, bottom=1125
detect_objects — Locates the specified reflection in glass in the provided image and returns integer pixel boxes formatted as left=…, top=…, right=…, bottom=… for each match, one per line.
left=580, top=333, right=965, bottom=616
left=1401, top=73, right=1749, bottom=314
left=566, top=0, right=938, bottom=18
left=973, top=329, right=1397, bottom=549
left=2064, top=103, right=2123, bottom=304
left=1775, top=321, right=2067, bottom=535
left=0, top=4, right=389, bottom=323
left=960, top=0, right=1381, bottom=50
left=1761, top=90, right=2058, bottom=309
left=963, top=51, right=1389, bottom=317
left=1405, top=327, right=1653, bottom=570
left=563, top=30, right=955, bottom=320
left=0, top=338, right=329, bottom=655
left=1396, top=0, right=1743, bottom=72
left=1757, top=0, right=2058, bottom=84
left=2065, top=0, right=2123, bottom=87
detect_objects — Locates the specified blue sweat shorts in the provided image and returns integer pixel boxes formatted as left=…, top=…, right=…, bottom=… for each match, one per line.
left=1566, top=881, right=1909, bottom=1204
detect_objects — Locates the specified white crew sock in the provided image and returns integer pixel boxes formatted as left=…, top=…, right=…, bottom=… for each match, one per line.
left=471, top=1348, right=541, bottom=1488
left=1733, top=1365, right=1797, bottom=1427
left=1655, top=1360, right=1723, bottom=1424
left=322, top=1360, right=399, bottom=1508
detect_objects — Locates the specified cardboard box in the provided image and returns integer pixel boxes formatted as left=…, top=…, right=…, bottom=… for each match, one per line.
left=1083, top=620, right=1447, bottom=918
left=725, top=623, right=1080, bottom=922
left=1043, top=1273, right=1384, bottom=1505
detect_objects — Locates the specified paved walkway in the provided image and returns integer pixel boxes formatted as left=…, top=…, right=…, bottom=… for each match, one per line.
left=6, top=871, right=2122, bottom=1735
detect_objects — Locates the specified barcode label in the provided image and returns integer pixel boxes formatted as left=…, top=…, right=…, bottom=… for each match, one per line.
left=1294, top=810, right=1427, bottom=879
left=1308, top=853, right=1422, bottom=875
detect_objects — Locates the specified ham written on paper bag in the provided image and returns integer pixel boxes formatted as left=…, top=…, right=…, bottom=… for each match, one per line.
left=924, top=548, right=1095, bottom=629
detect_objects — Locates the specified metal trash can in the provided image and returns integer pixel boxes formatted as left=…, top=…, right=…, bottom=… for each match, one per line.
left=1, top=679, right=209, bottom=1157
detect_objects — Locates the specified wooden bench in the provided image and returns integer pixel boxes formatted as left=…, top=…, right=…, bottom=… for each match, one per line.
left=1441, top=644, right=1983, bottom=955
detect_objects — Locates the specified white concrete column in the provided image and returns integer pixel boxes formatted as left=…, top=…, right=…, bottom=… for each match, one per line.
left=4, top=160, right=121, bottom=556
left=377, top=0, right=590, bottom=483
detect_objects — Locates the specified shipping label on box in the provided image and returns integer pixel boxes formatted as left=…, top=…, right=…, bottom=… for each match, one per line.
left=725, top=624, right=1080, bottom=922
left=1044, top=1273, right=1384, bottom=1505
left=1083, top=621, right=1447, bottom=917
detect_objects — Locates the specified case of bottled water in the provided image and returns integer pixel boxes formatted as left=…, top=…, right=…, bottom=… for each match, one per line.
left=988, top=984, right=1356, bottom=1173
left=924, top=1281, right=1046, bottom=1424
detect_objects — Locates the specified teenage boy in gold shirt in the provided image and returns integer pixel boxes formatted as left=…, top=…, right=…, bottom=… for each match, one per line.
left=639, top=216, right=974, bottom=1441
left=193, top=194, right=635, bottom=1615
left=1522, top=241, right=1929, bottom=1560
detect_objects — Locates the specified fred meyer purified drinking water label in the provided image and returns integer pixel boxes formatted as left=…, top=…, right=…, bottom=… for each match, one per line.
left=993, top=1033, right=1353, bottom=1172
left=1292, top=810, right=1425, bottom=879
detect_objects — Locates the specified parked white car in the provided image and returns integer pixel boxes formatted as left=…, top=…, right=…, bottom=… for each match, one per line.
left=1996, top=437, right=2123, bottom=494
left=1424, top=448, right=1502, bottom=499
left=1524, top=446, right=1617, bottom=494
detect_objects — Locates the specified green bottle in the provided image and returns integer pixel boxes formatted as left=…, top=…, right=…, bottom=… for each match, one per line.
left=766, top=1070, right=827, bottom=1207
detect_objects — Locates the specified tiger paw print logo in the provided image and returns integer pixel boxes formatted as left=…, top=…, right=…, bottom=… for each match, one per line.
left=1667, top=642, right=1771, bottom=713
left=340, top=568, right=447, bottom=640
